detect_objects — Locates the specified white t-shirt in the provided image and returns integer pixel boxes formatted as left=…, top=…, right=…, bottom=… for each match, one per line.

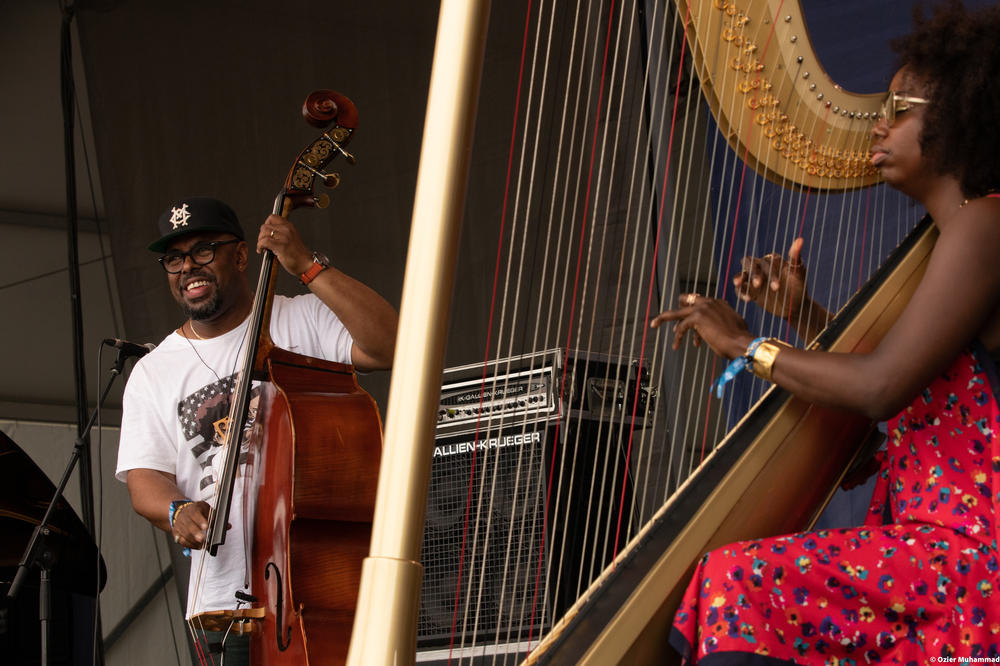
left=116, top=294, right=354, bottom=618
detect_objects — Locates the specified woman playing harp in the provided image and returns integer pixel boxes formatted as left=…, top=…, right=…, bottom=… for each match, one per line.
left=653, top=2, right=1000, bottom=662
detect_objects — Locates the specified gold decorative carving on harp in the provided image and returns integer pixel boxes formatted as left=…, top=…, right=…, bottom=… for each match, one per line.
left=348, top=0, right=932, bottom=664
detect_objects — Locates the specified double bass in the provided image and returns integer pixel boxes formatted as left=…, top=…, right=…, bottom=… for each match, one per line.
left=190, top=90, right=382, bottom=665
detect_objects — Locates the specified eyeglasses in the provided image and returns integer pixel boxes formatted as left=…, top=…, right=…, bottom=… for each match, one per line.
left=158, top=239, right=240, bottom=273
left=879, top=90, right=928, bottom=125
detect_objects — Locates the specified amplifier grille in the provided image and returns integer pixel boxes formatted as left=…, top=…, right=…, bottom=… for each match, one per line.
left=419, top=422, right=551, bottom=645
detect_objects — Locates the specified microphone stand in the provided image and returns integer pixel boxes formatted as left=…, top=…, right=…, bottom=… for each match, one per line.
left=7, top=346, right=136, bottom=666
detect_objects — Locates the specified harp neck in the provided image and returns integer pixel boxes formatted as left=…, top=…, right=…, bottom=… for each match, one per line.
left=678, top=0, right=882, bottom=190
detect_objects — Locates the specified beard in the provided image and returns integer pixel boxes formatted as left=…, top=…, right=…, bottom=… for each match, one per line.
left=182, top=290, right=223, bottom=321
left=173, top=273, right=224, bottom=321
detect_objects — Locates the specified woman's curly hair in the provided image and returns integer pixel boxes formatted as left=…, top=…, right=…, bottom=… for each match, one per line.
left=892, top=1, right=1000, bottom=197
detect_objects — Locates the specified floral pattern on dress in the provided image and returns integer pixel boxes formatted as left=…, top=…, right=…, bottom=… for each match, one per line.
left=670, top=346, right=1000, bottom=664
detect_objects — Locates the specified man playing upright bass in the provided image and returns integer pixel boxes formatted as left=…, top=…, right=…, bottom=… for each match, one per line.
left=115, top=197, right=398, bottom=664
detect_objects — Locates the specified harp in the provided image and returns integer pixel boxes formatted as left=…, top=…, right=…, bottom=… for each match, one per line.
left=348, top=0, right=931, bottom=664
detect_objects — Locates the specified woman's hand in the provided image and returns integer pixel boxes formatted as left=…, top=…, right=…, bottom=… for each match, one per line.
left=733, top=237, right=809, bottom=320
left=650, top=293, right=755, bottom=359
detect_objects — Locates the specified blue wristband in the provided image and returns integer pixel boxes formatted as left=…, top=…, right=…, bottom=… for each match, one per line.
left=169, top=499, right=194, bottom=557
left=168, top=499, right=193, bottom=528
left=711, top=337, right=767, bottom=398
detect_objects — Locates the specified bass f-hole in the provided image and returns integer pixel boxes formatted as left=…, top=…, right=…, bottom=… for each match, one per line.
left=264, top=562, right=292, bottom=652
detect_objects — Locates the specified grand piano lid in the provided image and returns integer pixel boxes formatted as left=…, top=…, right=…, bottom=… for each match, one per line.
left=0, top=430, right=107, bottom=598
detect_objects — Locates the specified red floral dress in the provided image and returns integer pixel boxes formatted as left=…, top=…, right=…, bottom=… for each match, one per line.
left=670, top=345, right=1000, bottom=664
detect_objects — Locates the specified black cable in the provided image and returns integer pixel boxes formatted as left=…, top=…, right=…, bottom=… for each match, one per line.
left=72, top=59, right=123, bottom=338
left=94, top=341, right=104, bottom=664
left=149, top=525, right=184, bottom=666
left=59, top=3, right=104, bottom=661
left=60, top=0, right=98, bottom=540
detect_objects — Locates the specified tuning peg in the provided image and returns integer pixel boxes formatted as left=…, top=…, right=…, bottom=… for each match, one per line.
left=297, top=161, right=341, bottom=189
left=326, top=135, right=357, bottom=165
left=314, top=193, right=331, bottom=209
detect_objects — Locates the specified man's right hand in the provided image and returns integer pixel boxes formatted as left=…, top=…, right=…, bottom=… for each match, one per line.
left=171, top=500, right=212, bottom=550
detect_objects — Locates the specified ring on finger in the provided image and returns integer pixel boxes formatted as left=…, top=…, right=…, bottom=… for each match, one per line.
left=174, top=534, right=180, bottom=544
left=270, top=230, right=275, bottom=239
left=686, top=293, right=699, bottom=305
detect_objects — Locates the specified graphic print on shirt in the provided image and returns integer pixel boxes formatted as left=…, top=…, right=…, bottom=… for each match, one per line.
left=177, top=374, right=262, bottom=494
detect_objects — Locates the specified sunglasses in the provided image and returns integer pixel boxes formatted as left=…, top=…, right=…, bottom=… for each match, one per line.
left=158, top=239, right=240, bottom=273
left=880, top=90, right=928, bottom=125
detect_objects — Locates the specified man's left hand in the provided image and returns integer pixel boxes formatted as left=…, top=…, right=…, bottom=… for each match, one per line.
left=257, top=214, right=315, bottom=277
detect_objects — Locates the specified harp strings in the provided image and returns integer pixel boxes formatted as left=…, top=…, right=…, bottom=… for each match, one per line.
left=454, top=0, right=657, bottom=654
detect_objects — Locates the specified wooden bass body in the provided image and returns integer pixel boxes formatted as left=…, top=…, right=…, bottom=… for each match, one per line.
left=252, top=347, right=382, bottom=665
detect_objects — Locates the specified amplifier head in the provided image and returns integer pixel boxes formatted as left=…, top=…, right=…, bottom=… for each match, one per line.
left=436, top=348, right=656, bottom=433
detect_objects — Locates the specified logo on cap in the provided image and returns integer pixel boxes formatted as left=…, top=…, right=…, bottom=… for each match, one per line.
left=169, top=204, right=192, bottom=230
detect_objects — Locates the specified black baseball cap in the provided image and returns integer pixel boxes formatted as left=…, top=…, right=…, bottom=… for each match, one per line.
left=148, top=197, right=245, bottom=252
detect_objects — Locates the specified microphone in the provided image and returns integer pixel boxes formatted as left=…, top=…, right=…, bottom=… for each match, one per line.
left=103, top=338, right=156, bottom=359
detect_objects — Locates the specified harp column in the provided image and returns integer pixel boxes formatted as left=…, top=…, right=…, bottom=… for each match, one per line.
left=345, top=0, right=492, bottom=664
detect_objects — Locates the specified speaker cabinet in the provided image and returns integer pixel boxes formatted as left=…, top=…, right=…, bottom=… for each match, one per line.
left=416, top=350, right=653, bottom=661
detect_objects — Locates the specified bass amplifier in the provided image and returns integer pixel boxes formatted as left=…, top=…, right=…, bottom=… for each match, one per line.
left=416, top=349, right=655, bottom=662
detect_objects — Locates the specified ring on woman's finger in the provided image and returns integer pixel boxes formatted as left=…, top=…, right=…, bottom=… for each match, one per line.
left=270, top=230, right=275, bottom=239
left=685, top=293, right=699, bottom=305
